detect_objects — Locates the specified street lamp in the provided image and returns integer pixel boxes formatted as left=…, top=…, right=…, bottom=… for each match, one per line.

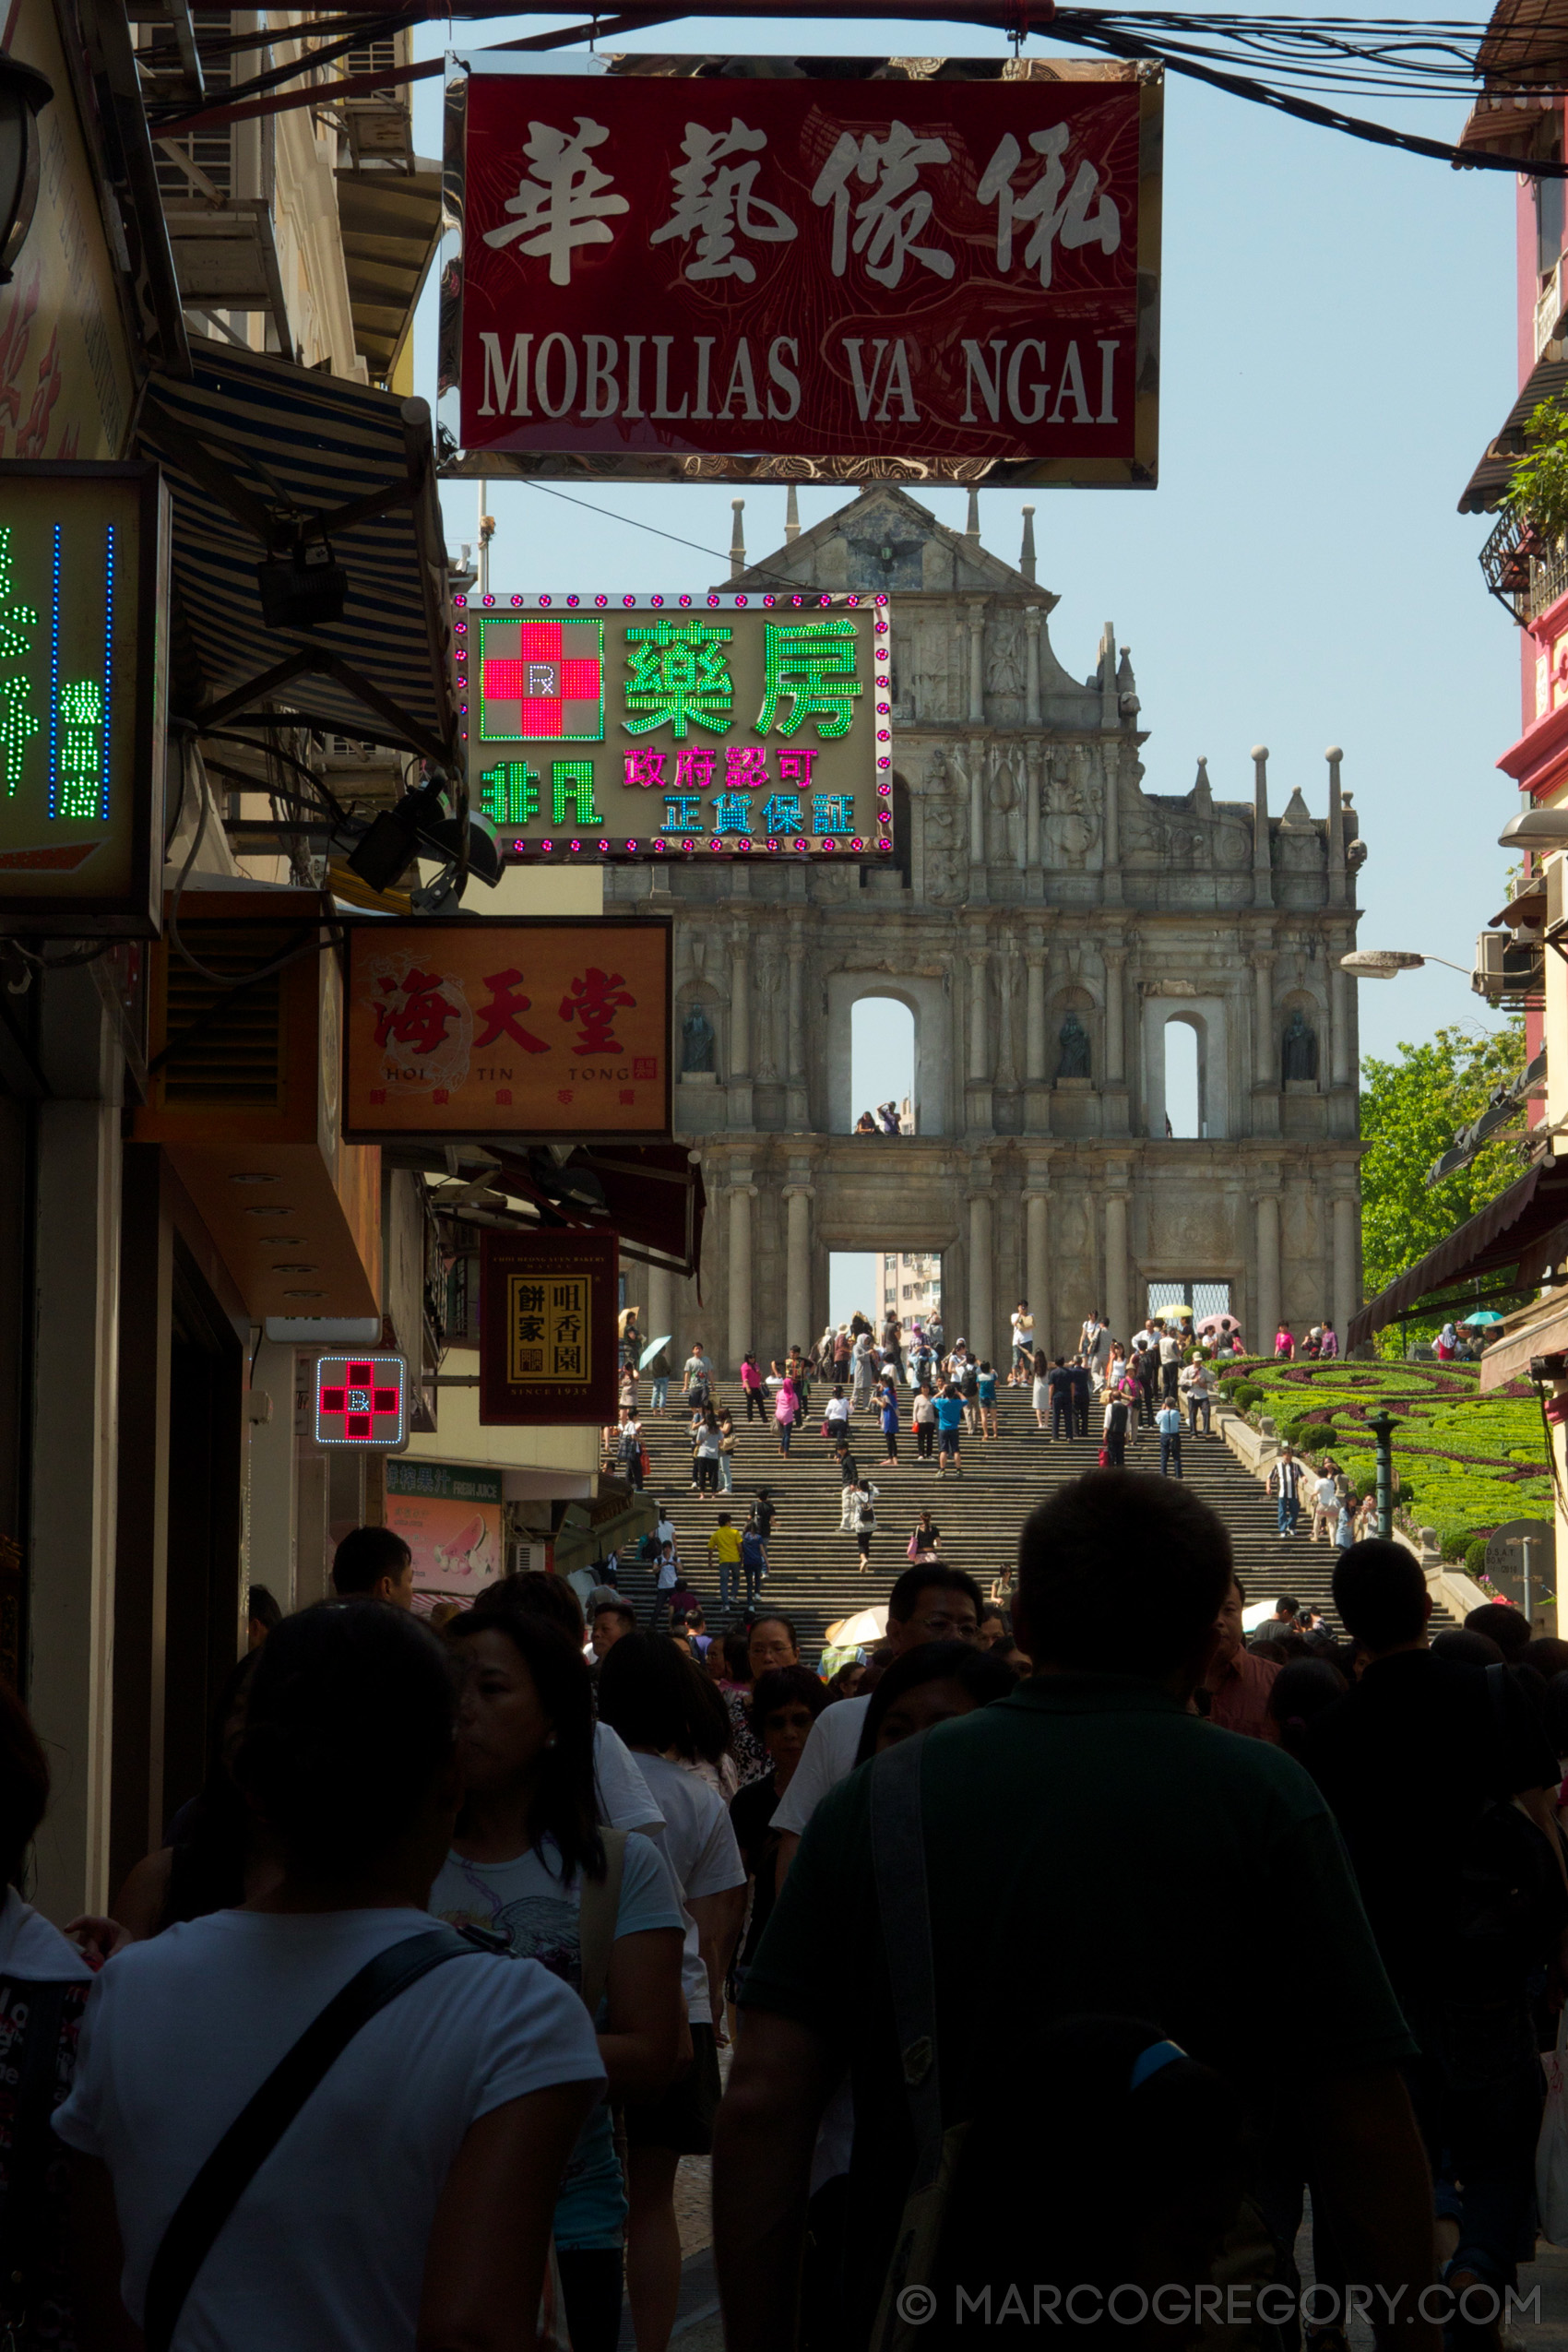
left=1338, top=949, right=1474, bottom=980
left=1499, top=808, right=1568, bottom=850
left=0, top=54, right=52, bottom=287
left=1366, top=1408, right=1397, bottom=1539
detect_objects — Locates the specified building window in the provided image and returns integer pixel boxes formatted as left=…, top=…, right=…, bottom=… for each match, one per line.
left=1540, top=167, right=1565, bottom=279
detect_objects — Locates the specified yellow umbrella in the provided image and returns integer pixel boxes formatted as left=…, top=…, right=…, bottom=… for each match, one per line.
left=823, top=1606, right=885, bottom=1649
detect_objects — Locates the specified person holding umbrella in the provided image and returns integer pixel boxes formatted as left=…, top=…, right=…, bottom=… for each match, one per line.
left=640, top=1332, right=674, bottom=1414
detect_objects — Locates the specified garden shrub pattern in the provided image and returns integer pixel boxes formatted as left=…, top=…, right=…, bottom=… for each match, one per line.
left=1216, top=1359, right=1552, bottom=1560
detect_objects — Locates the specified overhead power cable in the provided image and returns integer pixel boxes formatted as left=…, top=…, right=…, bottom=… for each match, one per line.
left=142, top=0, right=1568, bottom=175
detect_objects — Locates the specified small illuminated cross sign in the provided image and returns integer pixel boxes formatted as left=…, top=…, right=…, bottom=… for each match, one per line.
left=314, top=1353, right=408, bottom=1447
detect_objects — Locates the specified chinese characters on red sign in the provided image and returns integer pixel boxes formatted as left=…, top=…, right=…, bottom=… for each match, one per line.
left=342, top=919, right=671, bottom=1139
left=454, top=63, right=1158, bottom=481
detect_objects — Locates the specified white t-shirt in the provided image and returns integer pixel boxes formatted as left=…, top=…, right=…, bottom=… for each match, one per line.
left=771, top=1696, right=871, bottom=1837
left=1315, top=1473, right=1338, bottom=1509
left=629, top=1753, right=745, bottom=2024
left=593, top=1722, right=661, bottom=1833
left=53, top=1907, right=603, bottom=2352
left=430, top=1835, right=683, bottom=2250
left=1010, top=1313, right=1033, bottom=1348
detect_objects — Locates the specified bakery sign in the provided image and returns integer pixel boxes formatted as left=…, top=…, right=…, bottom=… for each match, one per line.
left=341, top=917, right=671, bottom=1141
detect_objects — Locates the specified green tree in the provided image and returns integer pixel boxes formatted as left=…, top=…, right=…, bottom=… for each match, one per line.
left=1360, top=1016, right=1528, bottom=1353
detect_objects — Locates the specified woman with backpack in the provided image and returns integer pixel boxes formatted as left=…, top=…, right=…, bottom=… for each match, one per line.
left=63, top=1601, right=605, bottom=2352
left=433, top=1599, right=686, bottom=2352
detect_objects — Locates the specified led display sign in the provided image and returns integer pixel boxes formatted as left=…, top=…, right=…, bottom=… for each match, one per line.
left=456, top=594, right=888, bottom=859
left=313, top=1352, right=408, bottom=1448
left=0, top=463, right=168, bottom=935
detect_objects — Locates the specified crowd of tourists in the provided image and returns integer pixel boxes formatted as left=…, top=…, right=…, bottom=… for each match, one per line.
left=5, top=1434, right=1567, bottom=2347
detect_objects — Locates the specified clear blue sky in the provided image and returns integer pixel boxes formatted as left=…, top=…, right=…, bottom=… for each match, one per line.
left=410, top=16, right=1523, bottom=1324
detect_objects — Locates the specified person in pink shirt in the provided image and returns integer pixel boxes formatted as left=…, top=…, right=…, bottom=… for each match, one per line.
left=740, top=1352, right=766, bottom=1422
left=774, top=1377, right=798, bottom=1457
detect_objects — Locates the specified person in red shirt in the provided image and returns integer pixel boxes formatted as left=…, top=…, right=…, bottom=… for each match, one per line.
left=1204, top=1575, right=1279, bottom=1741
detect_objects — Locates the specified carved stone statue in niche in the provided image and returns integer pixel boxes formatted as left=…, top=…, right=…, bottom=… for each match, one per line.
left=1043, top=746, right=1099, bottom=869
left=987, top=743, right=1026, bottom=867
left=1281, top=1009, right=1319, bottom=1083
left=987, top=624, right=1026, bottom=698
left=681, top=1004, right=716, bottom=1075
left=1056, top=1013, right=1091, bottom=1080
left=754, top=940, right=781, bottom=1077
left=921, top=754, right=967, bottom=904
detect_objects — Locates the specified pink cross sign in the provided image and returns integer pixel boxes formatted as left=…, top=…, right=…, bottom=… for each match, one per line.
left=314, top=1353, right=408, bottom=1448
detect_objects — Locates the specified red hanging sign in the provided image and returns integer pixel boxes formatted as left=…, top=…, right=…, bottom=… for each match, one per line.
left=451, top=58, right=1159, bottom=485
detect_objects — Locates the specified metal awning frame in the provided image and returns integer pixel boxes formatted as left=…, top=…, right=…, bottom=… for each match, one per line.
left=139, top=350, right=460, bottom=770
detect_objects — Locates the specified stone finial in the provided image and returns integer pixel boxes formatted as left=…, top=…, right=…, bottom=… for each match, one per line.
left=1019, top=504, right=1037, bottom=583
left=1252, top=744, right=1272, bottom=908
left=784, top=485, right=800, bottom=543
left=1116, top=645, right=1139, bottom=718
left=1325, top=744, right=1347, bottom=908
left=1193, top=755, right=1212, bottom=813
left=966, top=486, right=981, bottom=545
left=730, top=498, right=746, bottom=580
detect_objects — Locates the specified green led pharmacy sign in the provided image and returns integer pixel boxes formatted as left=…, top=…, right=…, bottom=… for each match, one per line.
left=455, top=593, right=890, bottom=861
left=0, top=464, right=169, bottom=937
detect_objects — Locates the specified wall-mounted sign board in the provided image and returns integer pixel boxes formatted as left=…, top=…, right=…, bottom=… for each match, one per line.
left=0, top=462, right=168, bottom=935
left=456, top=595, right=889, bottom=859
left=480, top=1229, right=619, bottom=1425
left=341, top=916, right=671, bottom=1141
left=313, top=1352, right=409, bottom=1448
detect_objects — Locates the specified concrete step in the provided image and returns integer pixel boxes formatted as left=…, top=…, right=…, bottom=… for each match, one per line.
left=614, top=1389, right=1332, bottom=1652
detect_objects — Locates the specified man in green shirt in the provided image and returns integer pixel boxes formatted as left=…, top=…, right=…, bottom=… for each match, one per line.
left=715, top=1472, right=1437, bottom=2352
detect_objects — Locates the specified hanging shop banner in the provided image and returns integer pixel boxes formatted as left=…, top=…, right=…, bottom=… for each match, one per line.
left=384, top=1458, right=505, bottom=1608
left=443, top=55, right=1158, bottom=486
left=341, top=916, right=671, bottom=1140
left=457, top=593, right=890, bottom=858
left=480, top=1228, right=618, bottom=1424
left=0, top=463, right=169, bottom=936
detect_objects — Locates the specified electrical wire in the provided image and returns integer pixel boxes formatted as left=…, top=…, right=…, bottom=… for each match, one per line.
left=515, top=481, right=831, bottom=592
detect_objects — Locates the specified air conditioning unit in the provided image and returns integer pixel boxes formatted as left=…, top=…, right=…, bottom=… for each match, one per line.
left=1474, top=930, right=1508, bottom=1002
left=1550, top=850, right=1568, bottom=937
left=1473, top=925, right=1544, bottom=1004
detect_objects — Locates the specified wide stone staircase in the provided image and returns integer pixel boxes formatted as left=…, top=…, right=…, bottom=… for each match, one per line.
left=614, top=1384, right=1343, bottom=1652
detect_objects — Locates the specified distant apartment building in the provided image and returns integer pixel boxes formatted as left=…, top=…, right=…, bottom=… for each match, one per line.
left=884, top=1249, right=943, bottom=1324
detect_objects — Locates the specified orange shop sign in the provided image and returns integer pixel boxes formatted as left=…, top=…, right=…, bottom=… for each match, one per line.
left=341, top=917, right=671, bottom=1141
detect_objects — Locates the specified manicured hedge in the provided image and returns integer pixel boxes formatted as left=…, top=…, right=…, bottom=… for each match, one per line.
left=1225, top=1358, right=1549, bottom=1558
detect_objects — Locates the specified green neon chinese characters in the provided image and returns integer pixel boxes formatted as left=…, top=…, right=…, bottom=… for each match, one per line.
left=57, top=680, right=103, bottom=821
left=0, top=529, right=37, bottom=797
left=480, top=757, right=603, bottom=828
left=624, top=619, right=734, bottom=739
left=755, top=619, right=862, bottom=740
left=0, top=529, right=37, bottom=664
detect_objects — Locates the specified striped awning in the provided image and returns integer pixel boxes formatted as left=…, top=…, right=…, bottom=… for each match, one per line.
left=137, top=336, right=457, bottom=763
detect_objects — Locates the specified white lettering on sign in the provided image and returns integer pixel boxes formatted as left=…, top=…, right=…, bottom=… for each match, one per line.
left=841, top=339, right=921, bottom=423
left=810, top=123, right=956, bottom=288
left=649, top=119, right=799, bottom=282
left=481, top=117, right=629, bottom=286
left=469, top=333, right=1123, bottom=431
left=977, top=125, right=1122, bottom=289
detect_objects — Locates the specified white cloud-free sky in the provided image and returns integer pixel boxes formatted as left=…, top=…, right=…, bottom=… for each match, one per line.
left=410, top=14, right=1525, bottom=1318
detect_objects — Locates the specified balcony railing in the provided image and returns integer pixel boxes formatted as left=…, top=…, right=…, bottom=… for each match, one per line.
left=1480, top=508, right=1568, bottom=624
